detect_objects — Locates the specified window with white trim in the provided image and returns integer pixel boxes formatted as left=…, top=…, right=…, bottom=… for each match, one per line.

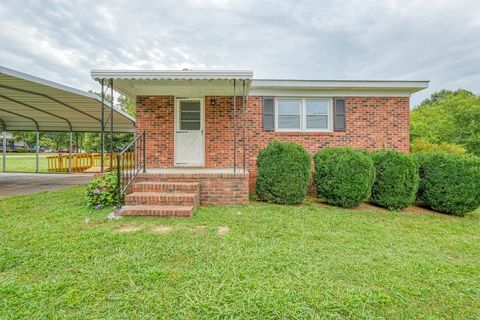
left=275, top=98, right=332, bottom=132
left=277, top=99, right=301, bottom=130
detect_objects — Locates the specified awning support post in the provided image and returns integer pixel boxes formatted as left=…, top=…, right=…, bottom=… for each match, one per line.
left=100, top=79, right=105, bottom=173
left=110, top=78, right=114, bottom=171
left=35, top=130, right=39, bottom=173
left=2, top=130, right=6, bottom=173
left=242, top=80, right=247, bottom=174
left=69, top=130, right=73, bottom=173
left=233, top=79, right=237, bottom=174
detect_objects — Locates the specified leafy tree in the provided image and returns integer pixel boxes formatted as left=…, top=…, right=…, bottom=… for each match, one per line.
left=411, top=89, right=480, bottom=155
left=43, top=132, right=68, bottom=151
left=11, top=131, right=36, bottom=147
left=417, top=89, right=474, bottom=106
left=118, top=95, right=135, bottom=116
left=10, top=131, right=74, bottom=151
left=90, top=90, right=135, bottom=116
left=82, top=132, right=133, bottom=152
left=39, top=135, right=55, bottom=150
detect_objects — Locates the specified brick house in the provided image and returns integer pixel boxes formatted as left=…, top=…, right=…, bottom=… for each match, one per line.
left=91, top=70, right=428, bottom=216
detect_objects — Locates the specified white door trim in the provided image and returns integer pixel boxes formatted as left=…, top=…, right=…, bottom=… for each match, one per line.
left=174, top=97, right=205, bottom=166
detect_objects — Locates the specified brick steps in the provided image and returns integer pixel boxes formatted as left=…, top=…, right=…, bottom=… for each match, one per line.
left=125, top=192, right=198, bottom=206
left=136, top=172, right=250, bottom=205
left=119, top=181, right=200, bottom=217
left=133, top=181, right=200, bottom=193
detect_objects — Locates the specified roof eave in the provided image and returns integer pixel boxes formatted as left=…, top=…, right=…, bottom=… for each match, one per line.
left=90, top=70, right=254, bottom=81
left=251, top=79, right=429, bottom=90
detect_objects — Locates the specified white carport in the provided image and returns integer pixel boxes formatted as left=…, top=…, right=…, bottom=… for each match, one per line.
left=0, top=66, right=135, bottom=173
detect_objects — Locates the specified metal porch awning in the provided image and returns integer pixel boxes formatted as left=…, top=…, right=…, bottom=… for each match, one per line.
left=0, top=66, right=135, bottom=132
left=91, top=69, right=253, bottom=173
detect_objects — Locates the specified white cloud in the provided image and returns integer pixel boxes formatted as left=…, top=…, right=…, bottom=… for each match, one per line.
left=1, top=0, right=479, bottom=105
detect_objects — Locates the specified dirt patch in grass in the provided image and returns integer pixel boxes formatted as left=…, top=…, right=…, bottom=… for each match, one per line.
left=151, top=225, right=173, bottom=234
left=403, top=204, right=459, bottom=217
left=193, top=225, right=206, bottom=234
left=115, top=225, right=142, bottom=233
left=217, top=226, right=230, bottom=236
left=351, top=203, right=392, bottom=213
left=307, top=197, right=444, bottom=215
left=357, top=202, right=449, bottom=216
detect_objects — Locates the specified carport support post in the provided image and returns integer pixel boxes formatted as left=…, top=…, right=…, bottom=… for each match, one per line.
left=69, top=130, right=73, bottom=173
left=2, top=131, right=6, bottom=173
left=35, top=131, right=39, bottom=173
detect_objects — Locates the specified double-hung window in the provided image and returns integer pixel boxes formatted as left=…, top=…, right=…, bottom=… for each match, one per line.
left=277, top=99, right=302, bottom=130
left=275, top=98, right=332, bottom=132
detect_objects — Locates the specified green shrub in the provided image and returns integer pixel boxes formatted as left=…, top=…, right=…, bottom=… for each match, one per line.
left=411, top=138, right=466, bottom=155
left=256, top=140, right=311, bottom=204
left=370, top=150, right=420, bottom=210
left=313, top=147, right=375, bottom=208
left=84, top=172, right=119, bottom=208
left=416, top=152, right=480, bottom=216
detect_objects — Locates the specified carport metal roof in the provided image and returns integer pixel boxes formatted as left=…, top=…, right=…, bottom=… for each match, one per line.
left=0, top=66, right=135, bottom=132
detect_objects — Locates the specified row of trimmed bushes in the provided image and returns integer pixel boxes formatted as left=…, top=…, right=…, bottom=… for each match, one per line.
left=256, top=141, right=480, bottom=216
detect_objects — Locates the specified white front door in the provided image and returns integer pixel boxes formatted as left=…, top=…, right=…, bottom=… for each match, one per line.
left=175, top=98, right=204, bottom=166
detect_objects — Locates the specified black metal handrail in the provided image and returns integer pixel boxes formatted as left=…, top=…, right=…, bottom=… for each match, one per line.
left=117, top=131, right=146, bottom=207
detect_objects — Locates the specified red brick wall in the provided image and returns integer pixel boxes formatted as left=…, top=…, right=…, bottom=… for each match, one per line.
left=245, top=96, right=410, bottom=190
left=136, top=95, right=410, bottom=190
left=136, top=96, right=175, bottom=167
left=204, top=96, right=246, bottom=168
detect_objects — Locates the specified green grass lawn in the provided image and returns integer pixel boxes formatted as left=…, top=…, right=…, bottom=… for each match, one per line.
left=0, top=154, right=50, bottom=172
left=1, top=187, right=479, bottom=319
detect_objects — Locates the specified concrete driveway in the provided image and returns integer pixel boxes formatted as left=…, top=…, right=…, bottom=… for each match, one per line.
left=0, top=173, right=94, bottom=198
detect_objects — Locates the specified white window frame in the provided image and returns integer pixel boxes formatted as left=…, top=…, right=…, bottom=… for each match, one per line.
left=275, top=98, right=302, bottom=132
left=275, top=98, right=333, bottom=132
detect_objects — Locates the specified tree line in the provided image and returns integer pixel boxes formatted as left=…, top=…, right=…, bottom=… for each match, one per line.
left=411, top=89, right=480, bottom=155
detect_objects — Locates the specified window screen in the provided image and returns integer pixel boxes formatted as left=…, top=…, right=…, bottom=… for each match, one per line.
left=306, top=100, right=329, bottom=129
left=277, top=99, right=301, bottom=129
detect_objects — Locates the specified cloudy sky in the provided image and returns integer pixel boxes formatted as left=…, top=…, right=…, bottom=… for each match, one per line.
left=1, top=0, right=479, bottom=106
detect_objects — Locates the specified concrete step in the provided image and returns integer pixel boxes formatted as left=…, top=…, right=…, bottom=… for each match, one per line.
left=133, top=181, right=200, bottom=193
left=125, top=192, right=199, bottom=206
left=120, top=205, right=195, bottom=217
